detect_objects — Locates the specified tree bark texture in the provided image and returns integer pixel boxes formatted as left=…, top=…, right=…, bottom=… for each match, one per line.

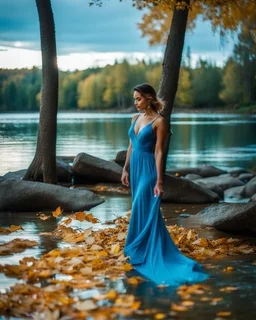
left=158, top=0, right=190, bottom=173
left=24, top=0, right=58, bottom=183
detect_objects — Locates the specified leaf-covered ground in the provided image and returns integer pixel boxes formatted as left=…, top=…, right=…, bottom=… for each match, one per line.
left=0, top=207, right=256, bottom=319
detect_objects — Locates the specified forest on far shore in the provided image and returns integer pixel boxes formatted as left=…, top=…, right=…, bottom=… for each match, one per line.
left=1, top=27, right=256, bottom=113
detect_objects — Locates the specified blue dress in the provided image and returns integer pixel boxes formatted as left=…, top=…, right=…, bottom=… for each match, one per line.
left=124, top=114, right=209, bottom=286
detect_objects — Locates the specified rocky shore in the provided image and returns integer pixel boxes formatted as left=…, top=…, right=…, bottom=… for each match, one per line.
left=1, top=150, right=255, bottom=235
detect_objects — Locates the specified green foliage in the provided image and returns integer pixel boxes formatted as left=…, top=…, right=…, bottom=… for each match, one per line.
left=0, top=67, right=41, bottom=112
left=175, top=67, right=193, bottom=106
left=219, top=58, right=243, bottom=105
left=191, top=60, right=222, bottom=108
left=0, top=42, right=255, bottom=112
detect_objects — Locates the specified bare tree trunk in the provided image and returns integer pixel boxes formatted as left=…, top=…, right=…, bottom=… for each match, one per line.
left=24, top=0, right=58, bottom=184
left=158, top=0, right=190, bottom=173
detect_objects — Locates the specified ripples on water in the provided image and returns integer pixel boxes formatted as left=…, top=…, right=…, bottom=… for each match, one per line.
left=1, top=196, right=256, bottom=319
left=0, top=112, right=256, bottom=318
left=0, top=112, right=256, bottom=176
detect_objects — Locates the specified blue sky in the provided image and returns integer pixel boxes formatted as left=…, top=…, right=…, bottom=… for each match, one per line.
left=0, top=0, right=235, bottom=70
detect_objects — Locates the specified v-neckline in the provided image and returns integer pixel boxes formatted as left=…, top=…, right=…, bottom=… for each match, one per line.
left=133, top=115, right=159, bottom=138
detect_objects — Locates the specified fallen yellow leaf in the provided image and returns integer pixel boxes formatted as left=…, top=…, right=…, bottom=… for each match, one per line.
left=223, top=266, right=235, bottom=272
left=216, top=311, right=232, bottom=317
left=171, top=303, right=188, bottom=312
left=52, top=206, right=63, bottom=218
left=180, top=300, right=195, bottom=307
left=111, top=243, right=120, bottom=254
left=219, top=287, right=238, bottom=292
left=154, top=313, right=166, bottom=319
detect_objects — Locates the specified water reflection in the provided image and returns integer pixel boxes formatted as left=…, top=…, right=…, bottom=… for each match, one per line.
left=1, top=196, right=256, bottom=319
left=0, top=112, right=256, bottom=176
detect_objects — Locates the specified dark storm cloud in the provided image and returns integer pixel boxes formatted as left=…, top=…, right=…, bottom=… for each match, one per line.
left=0, top=0, right=162, bottom=54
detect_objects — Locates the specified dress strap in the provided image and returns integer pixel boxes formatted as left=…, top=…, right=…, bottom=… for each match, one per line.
left=150, top=115, right=161, bottom=124
left=133, top=114, right=141, bottom=125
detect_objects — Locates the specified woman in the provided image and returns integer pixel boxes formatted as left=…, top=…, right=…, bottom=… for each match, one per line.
left=121, top=83, right=209, bottom=286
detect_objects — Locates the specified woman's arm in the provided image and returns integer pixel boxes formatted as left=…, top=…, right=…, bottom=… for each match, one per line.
left=153, top=117, right=167, bottom=197
left=121, top=114, right=139, bottom=186
left=121, top=139, right=132, bottom=186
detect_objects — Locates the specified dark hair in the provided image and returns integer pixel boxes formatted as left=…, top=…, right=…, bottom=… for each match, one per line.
left=133, top=83, right=165, bottom=112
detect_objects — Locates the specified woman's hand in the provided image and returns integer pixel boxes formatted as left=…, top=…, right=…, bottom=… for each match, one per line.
left=121, top=168, right=130, bottom=187
left=154, top=182, right=164, bottom=198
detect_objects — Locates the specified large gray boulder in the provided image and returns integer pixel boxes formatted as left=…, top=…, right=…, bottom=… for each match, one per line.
left=225, top=177, right=256, bottom=200
left=0, top=178, right=104, bottom=212
left=162, top=175, right=219, bottom=203
left=194, top=176, right=244, bottom=192
left=73, top=152, right=122, bottom=183
left=187, top=201, right=256, bottom=234
left=166, top=165, right=226, bottom=178
left=3, top=159, right=73, bottom=183
left=251, top=194, right=256, bottom=201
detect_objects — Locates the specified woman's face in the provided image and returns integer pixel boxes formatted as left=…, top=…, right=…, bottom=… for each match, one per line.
left=133, top=90, right=148, bottom=112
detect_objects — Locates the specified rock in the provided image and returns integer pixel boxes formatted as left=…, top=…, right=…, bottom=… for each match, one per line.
left=218, top=173, right=231, bottom=178
left=3, top=159, right=73, bottom=183
left=0, top=178, right=104, bottom=212
left=194, top=176, right=244, bottom=192
left=238, top=173, right=255, bottom=182
left=244, top=177, right=256, bottom=198
left=114, top=150, right=127, bottom=167
left=224, top=186, right=245, bottom=201
left=56, top=156, right=75, bottom=165
left=56, top=159, right=73, bottom=182
left=73, top=152, right=122, bottom=183
left=162, top=175, right=219, bottom=203
left=199, top=165, right=226, bottom=178
left=251, top=194, right=256, bottom=201
left=166, top=167, right=200, bottom=177
left=184, top=174, right=203, bottom=181
left=228, top=167, right=248, bottom=176
left=166, top=165, right=226, bottom=178
left=3, top=169, right=27, bottom=180
left=188, top=201, right=256, bottom=234
left=224, top=177, right=256, bottom=200
left=193, top=181, right=224, bottom=199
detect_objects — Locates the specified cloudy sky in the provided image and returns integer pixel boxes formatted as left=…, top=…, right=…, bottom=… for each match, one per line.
left=0, top=0, right=235, bottom=70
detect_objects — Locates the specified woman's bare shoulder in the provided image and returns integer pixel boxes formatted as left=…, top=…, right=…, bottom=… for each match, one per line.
left=131, top=113, right=140, bottom=123
left=156, top=114, right=166, bottom=124
left=154, top=115, right=167, bottom=130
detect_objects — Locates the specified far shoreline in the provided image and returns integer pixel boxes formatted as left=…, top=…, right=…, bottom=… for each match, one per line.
left=0, top=105, right=256, bottom=115
left=0, top=107, right=256, bottom=115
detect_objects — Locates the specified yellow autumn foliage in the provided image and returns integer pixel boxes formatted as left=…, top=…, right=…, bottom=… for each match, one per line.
left=134, top=0, right=256, bottom=46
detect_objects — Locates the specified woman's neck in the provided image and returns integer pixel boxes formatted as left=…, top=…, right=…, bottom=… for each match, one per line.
left=143, top=109, right=157, bottom=117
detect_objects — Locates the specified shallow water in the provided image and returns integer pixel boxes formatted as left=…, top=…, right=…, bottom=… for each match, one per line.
left=1, top=194, right=256, bottom=319
left=1, top=112, right=256, bottom=318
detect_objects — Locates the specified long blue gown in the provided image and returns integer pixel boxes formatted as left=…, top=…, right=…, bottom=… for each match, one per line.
left=124, top=114, right=209, bottom=286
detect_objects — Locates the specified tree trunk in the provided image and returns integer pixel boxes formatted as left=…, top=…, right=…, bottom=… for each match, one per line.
left=23, top=0, right=58, bottom=184
left=158, top=0, right=190, bottom=173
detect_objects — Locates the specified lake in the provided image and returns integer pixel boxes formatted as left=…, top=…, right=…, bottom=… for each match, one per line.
left=0, top=112, right=256, bottom=176
left=1, top=112, right=256, bottom=319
